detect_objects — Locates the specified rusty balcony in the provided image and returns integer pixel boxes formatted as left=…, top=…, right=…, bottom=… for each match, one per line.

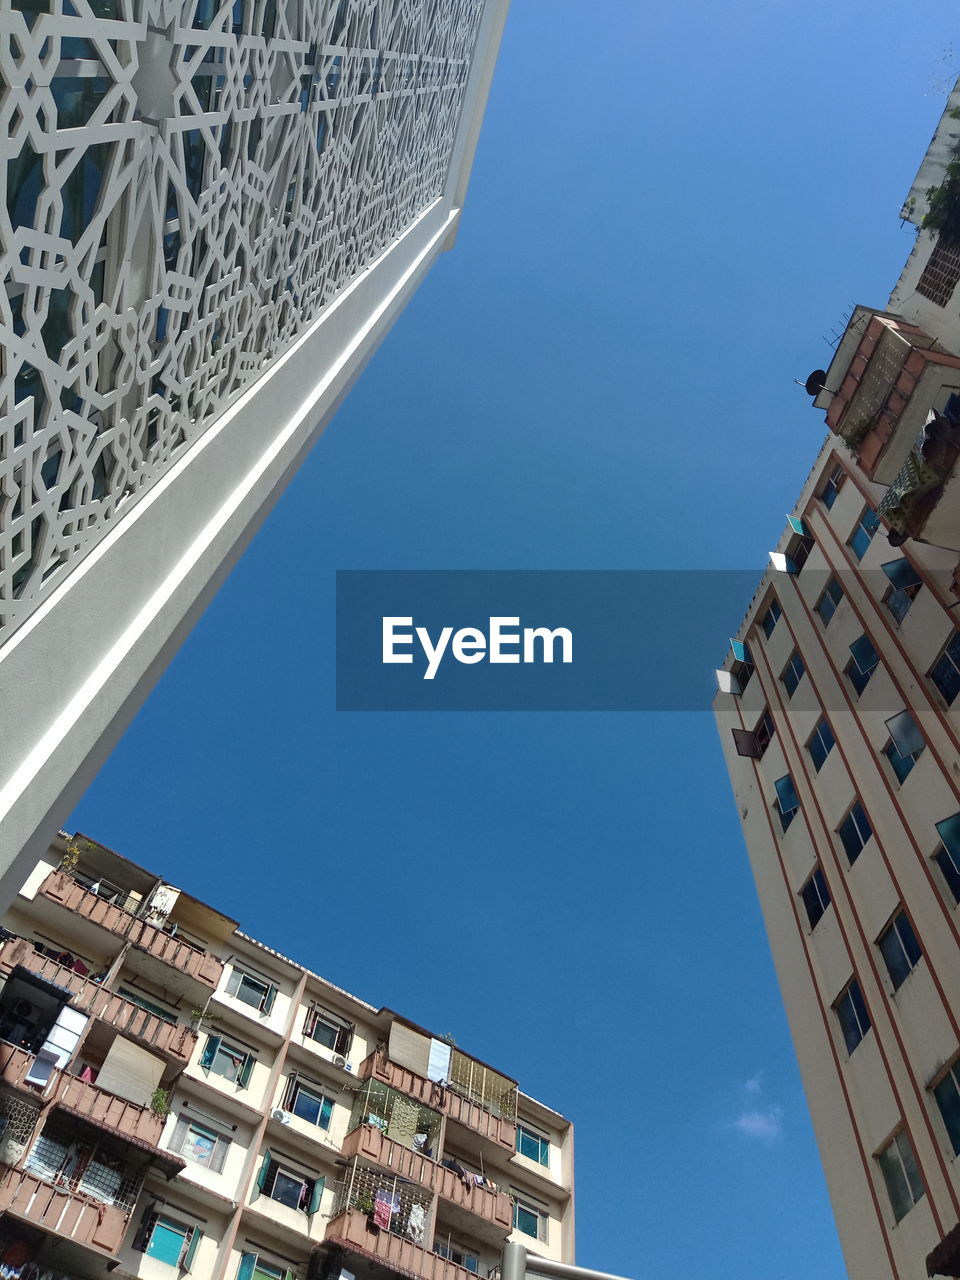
left=37, top=871, right=222, bottom=989
left=325, top=1208, right=485, bottom=1280
left=360, top=1052, right=516, bottom=1153
left=0, top=1167, right=129, bottom=1255
left=0, top=937, right=197, bottom=1066
left=818, top=310, right=960, bottom=484
left=341, top=1125, right=511, bottom=1234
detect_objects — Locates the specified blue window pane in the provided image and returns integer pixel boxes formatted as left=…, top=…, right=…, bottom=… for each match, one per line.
left=886, top=712, right=925, bottom=759
left=934, top=1072, right=960, bottom=1156
left=884, top=740, right=916, bottom=784
left=787, top=515, right=809, bottom=536
left=147, top=1220, right=186, bottom=1266
left=882, top=559, right=922, bottom=592
left=936, top=844, right=960, bottom=905
left=730, top=640, right=750, bottom=664
left=937, top=813, right=960, bottom=858
left=849, top=635, right=879, bottom=675
left=931, top=633, right=960, bottom=705
left=775, top=775, right=799, bottom=814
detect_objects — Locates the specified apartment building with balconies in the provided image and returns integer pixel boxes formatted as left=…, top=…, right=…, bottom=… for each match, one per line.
left=807, top=75, right=960, bottom=555
left=0, top=832, right=574, bottom=1280
left=715, top=438, right=960, bottom=1279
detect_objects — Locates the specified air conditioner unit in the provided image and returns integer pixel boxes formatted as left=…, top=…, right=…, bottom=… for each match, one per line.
left=271, top=1108, right=292, bottom=1124
left=333, top=1055, right=346, bottom=1068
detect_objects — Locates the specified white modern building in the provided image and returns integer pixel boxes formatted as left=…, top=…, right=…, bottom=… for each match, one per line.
left=0, top=829, right=574, bottom=1280
left=0, top=0, right=509, bottom=899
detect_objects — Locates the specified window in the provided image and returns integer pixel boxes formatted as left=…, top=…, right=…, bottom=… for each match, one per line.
left=434, top=1241, right=478, bottom=1272
left=729, top=641, right=753, bottom=693
left=256, top=1150, right=323, bottom=1213
left=930, top=631, right=960, bottom=705
left=845, top=635, right=879, bottom=696
left=837, top=801, right=872, bottom=865
left=820, top=465, right=846, bottom=510
left=835, top=980, right=871, bottom=1054
left=760, top=600, right=782, bottom=638
left=118, top=987, right=177, bottom=1024
left=878, top=912, right=922, bottom=991
left=883, top=711, right=925, bottom=784
left=781, top=651, right=805, bottom=699
left=237, top=1252, right=294, bottom=1280
left=807, top=717, right=835, bottom=772
left=226, top=967, right=277, bottom=1015
left=516, top=1124, right=550, bottom=1167
left=730, top=710, right=775, bottom=760
left=800, top=865, right=831, bottom=930
left=877, top=1132, right=925, bottom=1223
left=134, top=1209, right=203, bottom=1271
left=774, top=775, right=800, bottom=833
left=200, top=1035, right=255, bottom=1087
left=170, top=1114, right=230, bottom=1172
left=934, top=814, right=960, bottom=904
left=303, top=1005, right=353, bottom=1056
left=933, top=1061, right=960, bottom=1156
left=882, top=559, right=923, bottom=624
left=815, top=577, right=844, bottom=626
left=512, top=1195, right=548, bottom=1243
left=286, top=1079, right=333, bottom=1130
left=849, top=508, right=879, bottom=560
left=786, top=520, right=815, bottom=573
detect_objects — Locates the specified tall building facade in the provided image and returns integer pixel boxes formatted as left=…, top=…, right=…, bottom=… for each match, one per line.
left=714, top=76, right=960, bottom=1280
left=0, top=0, right=510, bottom=897
left=0, top=830, right=574, bottom=1280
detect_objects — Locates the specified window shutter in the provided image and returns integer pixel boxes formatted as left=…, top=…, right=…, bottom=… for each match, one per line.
left=335, top=1022, right=354, bottom=1056
left=730, top=640, right=750, bottom=664
left=774, top=775, right=800, bottom=814
left=256, top=1150, right=273, bottom=1193
left=731, top=728, right=761, bottom=759
left=263, top=984, right=277, bottom=1015
left=280, top=1074, right=296, bottom=1110
left=885, top=711, right=925, bottom=759
left=302, top=1004, right=315, bottom=1036
left=882, top=559, right=922, bottom=591
left=132, top=1202, right=159, bottom=1253
left=170, top=1115, right=189, bottom=1153
left=238, top=1053, right=254, bottom=1088
left=937, top=813, right=960, bottom=856
left=787, top=515, right=809, bottom=537
left=237, top=1253, right=257, bottom=1280
left=226, top=969, right=242, bottom=998
left=307, top=1176, right=325, bottom=1215
left=210, top=1135, right=229, bottom=1173
left=180, top=1226, right=202, bottom=1272
left=319, top=1096, right=333, bottom=1130
left=200, top=1036, right=221, bottom=1070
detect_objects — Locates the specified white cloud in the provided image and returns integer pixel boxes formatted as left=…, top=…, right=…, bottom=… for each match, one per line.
left=733, top=1105, right=784, bottom=1143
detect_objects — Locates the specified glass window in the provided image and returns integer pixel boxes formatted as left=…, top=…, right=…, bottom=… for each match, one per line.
left=774, top=775, right=800, bottom=833
left=838, top=801, right=872, bottom=865
left=181, top=1121, right=220, bottom=1166
left=790, top=534, right=815, bottom=573
left=513, top=1197, right=547, bottom=1242
left=201, top=1036, right=253, bottom=1086
left=237, top=974, right=270, bottom=1008
left=801, top=865, right=831, bottom=930
left=807, top=717, right=835, bottom=772
left=815, top=577, right=844, bottom=626
left=146, top=1218, right=188, bottom=1267
left=835, top=980, right=871, bottom=1054
left=877, top=1132, right=924, bottom=1223
left=846, top=635, right=879, bottom=696
left=933, top=1062, right=960, bottom=1156
left=821, top=466, right=845, bottom=510
left=882, top=559, right=922, bottom=623
left=934, top=816, right=960, bottom=904
left=878, top=912, right=922, bottom=990
left=760, top=600, right=782, bottom=638
left=754, top=710, right=775, bottom=757
left=516, top=1124, right=550, bottom=1166
left=849, top=508, right=879, bottom=560
left=434, top=1242, right=478, bottom=1272
left=782, top=651, right=805, bottom=699
left=883, top=714, right=925, bottom=783
left=931, top=632, right=960, bottom=706
left=290, top=1083, right=333, bottom=1129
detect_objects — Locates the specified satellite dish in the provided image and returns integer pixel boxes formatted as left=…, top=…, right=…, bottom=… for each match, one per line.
left=804, top=369, right=828, bottom=397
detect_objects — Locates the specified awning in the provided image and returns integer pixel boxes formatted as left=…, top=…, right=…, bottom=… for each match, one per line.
left=50, top=1102, right=186, bottom=1179
left=9, top=965, right=76, bottom=1001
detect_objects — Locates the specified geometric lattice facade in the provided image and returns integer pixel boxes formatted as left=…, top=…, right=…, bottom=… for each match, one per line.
left=0, top=0, right=483, bottom=637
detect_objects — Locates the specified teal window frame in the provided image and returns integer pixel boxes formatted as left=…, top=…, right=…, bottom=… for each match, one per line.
left=200, top=1035, right=255, bottom=1087
left=516, top=1124, right=550, bottom=1166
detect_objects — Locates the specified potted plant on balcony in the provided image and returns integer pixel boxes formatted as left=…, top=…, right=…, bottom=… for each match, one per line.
left=150, top=1087, right=170, bottom=1117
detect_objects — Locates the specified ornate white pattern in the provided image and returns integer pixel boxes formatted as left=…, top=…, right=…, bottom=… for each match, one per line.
left=0, top=0, right=484, bottom=636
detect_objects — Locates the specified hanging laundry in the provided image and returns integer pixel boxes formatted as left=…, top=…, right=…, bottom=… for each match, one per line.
left=407, top=1202, right=426, bottom=1244
left=373, top=1190, right=395, bottom=1230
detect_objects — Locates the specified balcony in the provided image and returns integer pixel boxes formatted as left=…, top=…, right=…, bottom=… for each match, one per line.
left=818, top=310, right=960, bottom=484
left=360, top=1051, right=516, bottom=1153
left=325, top=1208, right=482, bottom=1280
left=0, top=937, right=197, bottom=1065
left=341, top=1125, right=511, bottom=1234
left=37, top=871, right=223, bottom=989
left=0, top=1168, right=128, bottom=1254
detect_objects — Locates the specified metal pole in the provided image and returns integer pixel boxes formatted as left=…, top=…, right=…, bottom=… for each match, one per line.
left=502, top=1241, right=526, bottom=1280
left=513, top=1255, right=637, bottom=1280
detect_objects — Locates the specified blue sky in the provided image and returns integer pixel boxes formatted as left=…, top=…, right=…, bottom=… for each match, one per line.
left=68, top=5, right=960, bottom=1278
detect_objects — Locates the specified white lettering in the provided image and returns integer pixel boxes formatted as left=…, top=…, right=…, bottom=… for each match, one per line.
left=416, top=626, right=453, bottom=681
left=452, top=627, right=487, bottom=664
left=523, top=626, right=573, bottom=664
left=382, top=617, right=414, bottom=663
left=489, top=616, right=520, bottom=663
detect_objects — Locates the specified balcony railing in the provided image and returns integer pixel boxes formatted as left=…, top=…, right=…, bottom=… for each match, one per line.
left=341, top=1125, right=511, bottom=1232
left=360, top=1054, right=516, bottom=1153
left=325, top=1207, right=483, bottom=1280
left=0, top=1167, right=128, bottom=1254
left=0, top=938, right=197, bottom=1065
left=37, top=872, right=222, bottom=988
